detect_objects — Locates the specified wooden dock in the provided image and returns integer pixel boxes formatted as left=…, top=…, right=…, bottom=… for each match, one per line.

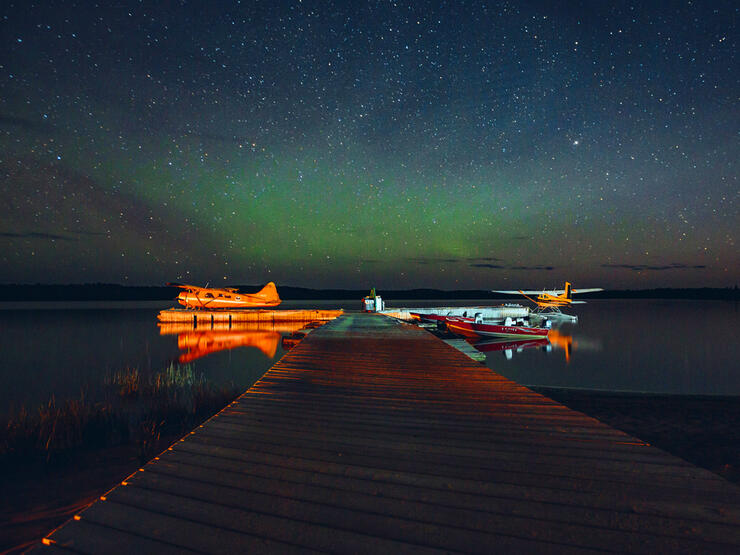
left=36, top=313, right=740, bottom=553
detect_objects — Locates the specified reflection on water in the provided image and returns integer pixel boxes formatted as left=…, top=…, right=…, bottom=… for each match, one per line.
left=470, top=337, right=551, bottom=359
left=174, top=330, right=281, bottom=362
left=0, top=299, right=738, bottom=409
left=158, top=321, right=309, bottom=363
left=466, top=327, right=601, bottom=364
left=546, top=329, right=575, bottom=363
left=0, top=305, right=294, bottom=414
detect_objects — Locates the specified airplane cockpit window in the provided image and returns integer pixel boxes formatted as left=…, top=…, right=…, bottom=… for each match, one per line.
left=204, top=293, right=214, bottom=298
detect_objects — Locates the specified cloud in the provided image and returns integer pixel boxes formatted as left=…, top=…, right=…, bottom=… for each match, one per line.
left=471, top=263, right=554, bottom=270
left=470, top=263, right=506, bottom=269
left=409, top=256, right=506, bottom=265
left=602, top=263, right=707, bottom=271
left=408, top=257, right=461, bottom=264
left=0, top=231, right=76, bottom=241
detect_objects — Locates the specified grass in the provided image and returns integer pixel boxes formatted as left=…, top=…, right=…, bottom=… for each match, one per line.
left=1, top=363, right=242, bottom=471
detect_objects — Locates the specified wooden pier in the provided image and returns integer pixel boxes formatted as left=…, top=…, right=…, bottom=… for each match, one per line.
left=36, top=313, right=740, bottom=553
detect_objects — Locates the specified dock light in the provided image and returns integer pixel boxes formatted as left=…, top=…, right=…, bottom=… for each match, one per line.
left=100, top=496, right=107, bottom=501
left=122, top=481, right=128, bottom=486
left=74, top=515, right=82, bottom=521
left=42, top=538, right=55, bottom=546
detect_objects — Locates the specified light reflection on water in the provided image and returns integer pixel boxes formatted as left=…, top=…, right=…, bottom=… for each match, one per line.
left=0, top=299, right=738, bottom=413
left=472, top=299, right=739, bottom=395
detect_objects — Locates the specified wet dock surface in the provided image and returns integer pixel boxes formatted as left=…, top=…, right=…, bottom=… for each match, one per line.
left=35, top=313, right=740, bottom=553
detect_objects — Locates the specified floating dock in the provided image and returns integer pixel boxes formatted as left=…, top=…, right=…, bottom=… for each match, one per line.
left=442, top=338, right=487, bottom=361
left=36, top=313, right=740, bottom=553
left=381, top=304, right=529, bottom=321
left=157, top=308, right=343, bottom=325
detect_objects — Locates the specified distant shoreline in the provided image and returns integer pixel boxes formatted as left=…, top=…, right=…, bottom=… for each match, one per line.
left=0, top=283, right=738, bottom=302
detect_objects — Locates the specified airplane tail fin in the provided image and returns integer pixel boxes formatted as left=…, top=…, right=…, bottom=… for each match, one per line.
left=564, top=282, right=572, bottom=299
left=254, top=281, right=281, bottom=304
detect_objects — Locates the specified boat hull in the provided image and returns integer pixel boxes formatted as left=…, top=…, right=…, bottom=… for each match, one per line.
left=446, top=317, right=550, bottom=339
left=410, top=312, right=448, bottom=323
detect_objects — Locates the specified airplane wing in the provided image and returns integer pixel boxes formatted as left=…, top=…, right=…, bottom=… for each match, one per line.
left=492, top=289, right=554, bottom=295
left=167, top=282, right=193, bottom=289
left=492, top=288, right=604, bottom=294
left=167, top=282, right=202, bottom=293
left=571, top=288, right=604, bottom=293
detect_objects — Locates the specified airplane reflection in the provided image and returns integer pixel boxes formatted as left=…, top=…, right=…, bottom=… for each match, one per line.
left=159, top=321, right=308, bottom=363
left=175, top=330, right=281, bottom=362
left=547, top=329, right=574, bottom=363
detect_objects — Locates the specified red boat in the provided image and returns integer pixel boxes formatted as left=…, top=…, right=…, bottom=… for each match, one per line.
left=445, top=316, right=550, bottom=339
left=410, top=312, right=449, bottom=323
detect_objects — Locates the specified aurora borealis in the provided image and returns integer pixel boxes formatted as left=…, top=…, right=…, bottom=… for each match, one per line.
left=1, top=1, right=737, bottom=289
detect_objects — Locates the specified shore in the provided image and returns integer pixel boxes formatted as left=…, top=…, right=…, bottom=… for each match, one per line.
left=533, top=388, right=740, bottom=484
left=2, top=390, right=739, bottom=552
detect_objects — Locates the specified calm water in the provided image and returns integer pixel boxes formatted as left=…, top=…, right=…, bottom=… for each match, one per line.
left=479, top=299, right=740, bottom=395
left=0, top=299, right=738, bottom=413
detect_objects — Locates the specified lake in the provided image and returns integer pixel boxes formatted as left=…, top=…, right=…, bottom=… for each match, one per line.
left=1, top=299, right=738, bottom=415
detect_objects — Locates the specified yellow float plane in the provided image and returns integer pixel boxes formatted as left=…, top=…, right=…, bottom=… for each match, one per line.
left=493, top=281, right=603, bottom=312
left=167, top=282, right=281, bottom=309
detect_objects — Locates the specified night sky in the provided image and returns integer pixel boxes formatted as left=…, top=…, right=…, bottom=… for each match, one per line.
left=1, top=1, right=737, bottom=290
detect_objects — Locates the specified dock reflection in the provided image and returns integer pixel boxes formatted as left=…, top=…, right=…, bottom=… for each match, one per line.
left=159, top=321, right=307, bottom=363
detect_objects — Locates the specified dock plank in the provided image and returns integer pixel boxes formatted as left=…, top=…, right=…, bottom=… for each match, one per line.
left=34, top=313, right=740, bottom=553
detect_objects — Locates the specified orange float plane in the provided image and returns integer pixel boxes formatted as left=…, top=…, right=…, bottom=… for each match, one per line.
left=493, top=281, right=602, bottom=312
left=167, top=282, right=281, bottom=309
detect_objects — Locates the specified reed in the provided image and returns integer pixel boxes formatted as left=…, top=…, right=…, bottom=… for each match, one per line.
left=105, top=367, right=141, bottom=398
left=1, top=363, right=242, bottom=470
left=1, top=396, right=128, bottom=466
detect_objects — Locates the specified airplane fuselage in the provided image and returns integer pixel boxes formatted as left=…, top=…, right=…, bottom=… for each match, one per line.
left=173, top=281, right=282, bottom=309
left=177, top=291, right=281, bottom=309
